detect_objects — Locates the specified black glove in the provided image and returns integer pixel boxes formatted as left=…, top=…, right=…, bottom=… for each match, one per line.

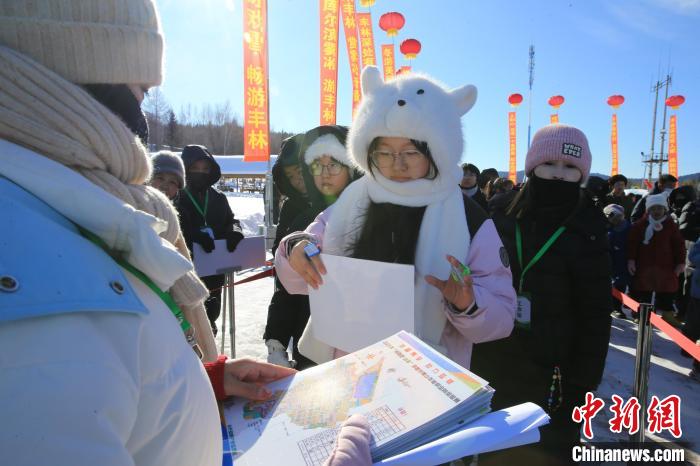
left=193, top=230, right=215, bottom=253
left=225, top=230, right=244, bottom=252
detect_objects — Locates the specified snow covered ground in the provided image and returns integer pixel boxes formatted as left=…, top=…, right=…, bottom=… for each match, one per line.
left=225, top=192, right=266, bottom=237
left=589, top=314, right=700, bottom=462
left=220, top=192, right=700, bottom=461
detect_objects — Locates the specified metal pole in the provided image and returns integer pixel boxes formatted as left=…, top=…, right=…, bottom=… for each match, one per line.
left=219, top=282, right=227, bottom=354
left=648, top=81, right=660, bottom=182
left=226, top=272, right=236, bottom=358
left=658, top=75, right=672, bottom=179
left=632, top=302, right=654, bottom=443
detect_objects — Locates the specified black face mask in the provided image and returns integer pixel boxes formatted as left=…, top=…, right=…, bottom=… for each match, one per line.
left=186, top=172, right=211, bottom=192
left=82, top=84, right=149, bottom=145
left=531, top=176, right=579, bottom=205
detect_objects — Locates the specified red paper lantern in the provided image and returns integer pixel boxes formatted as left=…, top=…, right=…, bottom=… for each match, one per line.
left=666, top=95, right=685, bottom=110
left=607, top=95, right=625, bottom=109
left=379, top=12, right=405, bottom=37
left=548, top=95, right=565, bottom=109
left=400, top=39, right=421, bottom=60
left=508, top=93, right=523, bottom=107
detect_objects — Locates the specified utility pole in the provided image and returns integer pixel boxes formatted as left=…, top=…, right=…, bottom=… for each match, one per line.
left=657, top=74, right=672, bottom=179
left=527, top=45, right=535, bottom=149
left=641, top=74, right=672, bottom=182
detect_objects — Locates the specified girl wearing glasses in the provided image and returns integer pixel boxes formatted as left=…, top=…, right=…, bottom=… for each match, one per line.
left=265, top=125, right=362, bottom=370
left=275, top=67, right=516, bottom=369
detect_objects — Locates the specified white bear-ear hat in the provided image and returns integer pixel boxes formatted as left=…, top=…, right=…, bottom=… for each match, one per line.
left=347, top=65, right=477, bottom=178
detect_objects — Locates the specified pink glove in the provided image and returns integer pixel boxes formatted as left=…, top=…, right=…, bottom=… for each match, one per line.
left=324, top=415, right=372, bottom=466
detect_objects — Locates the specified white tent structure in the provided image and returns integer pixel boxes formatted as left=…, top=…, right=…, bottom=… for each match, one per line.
left=214, top=155, right=278, bottom=179
left=211, top=155, right=277, bottom=194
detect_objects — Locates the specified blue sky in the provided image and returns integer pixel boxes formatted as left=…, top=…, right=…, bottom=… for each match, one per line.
left=156, top=0, right=700, bottom=178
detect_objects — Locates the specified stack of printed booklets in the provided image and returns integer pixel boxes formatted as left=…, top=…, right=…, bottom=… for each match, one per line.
left=222, top=331, right=511, bottom=466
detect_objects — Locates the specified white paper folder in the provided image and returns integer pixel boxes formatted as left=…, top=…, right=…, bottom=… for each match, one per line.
left=192, top=236, right=266, bottom=277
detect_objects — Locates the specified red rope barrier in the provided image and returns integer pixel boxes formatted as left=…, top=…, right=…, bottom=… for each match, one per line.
left=232, top=268, right=273, bottom=286
left=209, top=268, right=274, bottom=293
left=612, top=289, right=700, bottom=363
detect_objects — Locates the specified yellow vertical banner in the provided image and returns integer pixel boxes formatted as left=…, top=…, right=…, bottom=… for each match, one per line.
left=550, top=113, right=559, bottom=124
left=243, top=0, right=269, bottom=162
left=381, top=44, right=395, bottom=81
left=668, top=114, right=678, bottom=178
left=341, top=0, right=361, bottom=117
left=508, top=111, right=517, bottom=183
left=356, top=12, right=376, bottom=68
left=611, top=113, right=618, bottom=176
left=320, top=0, right=340, bottom=125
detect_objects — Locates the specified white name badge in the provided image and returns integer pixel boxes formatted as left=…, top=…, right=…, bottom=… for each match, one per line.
left=516, top=294, right=532, bottom=328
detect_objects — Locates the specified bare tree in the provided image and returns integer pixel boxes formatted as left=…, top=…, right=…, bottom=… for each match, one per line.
left=164, top=100, right=291, bottom=156
left=143, top=87, right=170, bottom=150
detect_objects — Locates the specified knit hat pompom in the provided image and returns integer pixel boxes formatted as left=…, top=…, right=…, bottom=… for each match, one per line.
left=152, top=151, right=185, bottom=188
left=646, top=192, right=669, bottom=212
left=304, top=134, right=351, bottom=167
left=348, top=66, right=477, bottom=189
left=0, top=0, right=163, bottom=86
left=525, top=124, right=592, bottom=181
left=603, top=203, right=625, bottom=219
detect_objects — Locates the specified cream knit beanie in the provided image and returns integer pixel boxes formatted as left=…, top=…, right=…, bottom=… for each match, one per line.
left=0, top=0, right=163, bottom=86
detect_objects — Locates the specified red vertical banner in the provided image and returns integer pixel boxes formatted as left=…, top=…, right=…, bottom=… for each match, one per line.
left=356, top=12, right=376, bottom=68
left=341, top=0, right=361, bottom=117
left=381, top=44, right=395, bottom=81
left=243, top=0, right=269, bottom=162
left=668, top=114, right=678, bottom=178
left=550, top=114, right=559, bottom=124
left=611, top=113, right=618, bottom=176
left=508, top=112, right=517, bottom=183
left=320, top=0, right=340, bottom=125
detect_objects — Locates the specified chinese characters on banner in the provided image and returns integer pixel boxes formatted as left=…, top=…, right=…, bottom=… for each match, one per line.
left=341, top=0, right=361, bottom=117
left=550, top=113, right=559, bottom=124
left=381, top=44, right=395, bottom=82
left=508, top=111, right=517, bottom=182
left=668, top=115, right=678, bottom=178
left=356, top=12, right=376, bottom=68
left=572, top=392, right=682, bottom=440
left=243, top=0, right=269, bottom=162
left=611, top=113, right=618, bottom=176
left=320, top=0, right=340, bottom=125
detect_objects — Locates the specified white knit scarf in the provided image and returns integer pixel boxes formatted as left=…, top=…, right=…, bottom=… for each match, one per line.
left=323, top=168, right=470, bottom=350
left=644, top=215, right=668, bottom=245
left=0, top=46, right=217, bottom=361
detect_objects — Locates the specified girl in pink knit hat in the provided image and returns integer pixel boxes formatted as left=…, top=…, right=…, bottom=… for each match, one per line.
left=472, top=124, right=613, bottom=465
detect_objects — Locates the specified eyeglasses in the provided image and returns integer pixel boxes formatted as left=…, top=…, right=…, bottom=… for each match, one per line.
left=310, top=160, right=345, bottom=176
left=370, top=149, right=426, bottom=168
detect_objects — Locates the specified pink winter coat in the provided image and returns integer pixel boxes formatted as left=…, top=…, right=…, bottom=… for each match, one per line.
left=275, top=205, right=516, bottom=369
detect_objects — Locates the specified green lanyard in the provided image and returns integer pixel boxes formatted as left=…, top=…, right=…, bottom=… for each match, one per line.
left=184, top=189, right=209, bottom=226
left=78, top=227, right=191, bottom=333
left=515, top=223, right=566, bottom=294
